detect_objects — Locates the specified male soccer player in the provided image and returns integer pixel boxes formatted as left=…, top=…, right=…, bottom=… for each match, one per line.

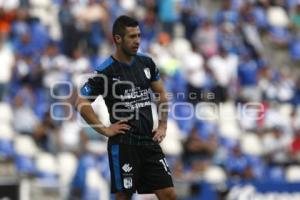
left=76, top=15, right=176, bottom=200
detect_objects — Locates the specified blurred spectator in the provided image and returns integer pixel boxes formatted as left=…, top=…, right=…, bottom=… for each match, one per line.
left=192, top=19, right=218, bottom=58
left=207, top=45, right=238, bottom=102
left=73, top=0, right=109, bottom=55
left=40, top=42, right=69, bottom=89
left=69, top=47, right=91, bottom=87
left=262, top=126, right=292, bottom=165
left=180, top=45, right=205, bottom=104
left=179, top=0, right=203, bottom=40
left=290, top=128, right=300, bottom=161
left=32, top=111, right=58, bottom=152
left=183, top=125, right=217, bottom=164
left=215, top=0, right=240, bottom=26
left=240, top=3, right=264, bottom=54
left=225, top=144, right=256, bottom=180
left=158, top=0, right=179, bottom=37
left=0, top=23, right=14, bottom=101
left=58, top=0, right=80, bottom=57
left=139, top=8, right=159, bottom=50
left=58, top=112, right=86, bottom=153
left=291, top=3, right=300, bottom=31
left=217, top=22, right=245, bottom=55
left=237, top=50, right=261, bottom=101
left=13, top=93, right=39, bottom=135
left=291, top=77, right=300, bottom=105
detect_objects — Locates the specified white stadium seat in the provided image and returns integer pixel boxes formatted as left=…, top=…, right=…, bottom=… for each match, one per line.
left=36, top=152, right=58, bottom=175
left=57, top=152, right=78, bottom=186
left=0, top=123, right=14, bottom=140
left=203, top=165, right=227, bottom=184
left=241, top=133, right=264, bottom=156
left=0, top=102, right=13, bottom=124
left=14, top=134, right=38, bottom=157
left=218, top=101, right=241, bottom=140
left=286, top=165, right=300, bottom=182
left=85, top=168, right=109, bottom=200
left=160, top=119, right=183, bottom=156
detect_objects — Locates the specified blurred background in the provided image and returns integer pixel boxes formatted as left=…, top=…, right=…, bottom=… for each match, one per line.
left=1, top=0, right=300, bottom=199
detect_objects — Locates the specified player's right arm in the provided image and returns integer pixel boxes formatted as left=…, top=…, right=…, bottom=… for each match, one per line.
left=75, top=75, right=130, bottom=137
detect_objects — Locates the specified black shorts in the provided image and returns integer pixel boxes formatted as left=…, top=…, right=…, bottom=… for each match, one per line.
left=107, top=142, right=174, bottom=194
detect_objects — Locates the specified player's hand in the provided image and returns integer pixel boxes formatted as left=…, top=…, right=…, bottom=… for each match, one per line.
left=152, top=126, right=167, bottom=143
left=102, top=120, right=131, bottom=137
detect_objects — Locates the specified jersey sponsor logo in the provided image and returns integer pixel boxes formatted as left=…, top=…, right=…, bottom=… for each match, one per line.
left=144, top=68, right=151, bottom=79
left=123, top=177, right=133, bottom=189
left=122, top=163, right=133, bottom=173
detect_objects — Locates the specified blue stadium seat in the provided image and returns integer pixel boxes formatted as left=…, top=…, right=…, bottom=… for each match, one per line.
left=0, top=139, right=14, bottom=159
left=15, top=155, right=36, bottom=174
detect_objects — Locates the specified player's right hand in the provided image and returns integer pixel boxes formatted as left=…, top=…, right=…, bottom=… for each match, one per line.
left=102, top=120, right=131, bottom=137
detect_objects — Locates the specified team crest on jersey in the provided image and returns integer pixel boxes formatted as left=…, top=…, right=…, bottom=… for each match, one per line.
left=144, top=68, right=151, bottom=79
left=123, top=177, right=133, bottom=189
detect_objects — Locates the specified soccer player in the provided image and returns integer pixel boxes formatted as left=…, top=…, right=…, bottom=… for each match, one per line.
left=76, top=15, right=176, bottom=200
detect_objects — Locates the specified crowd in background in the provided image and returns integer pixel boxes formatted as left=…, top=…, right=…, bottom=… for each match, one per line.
left=1, top=0, right=300, bottom=199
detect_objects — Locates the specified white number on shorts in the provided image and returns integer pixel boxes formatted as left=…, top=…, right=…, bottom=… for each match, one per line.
left=159, top=158, right=169, bottom=172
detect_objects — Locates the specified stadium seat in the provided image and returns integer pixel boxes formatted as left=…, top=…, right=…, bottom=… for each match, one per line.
left=36, top=152, right=57, bottom=174
left=173, top=97, right=195, bottom=137
left=0, top=124, right=15, bottom=159
left=14, top=134, right=38, bottom=174
left=57, top=152, right=78, bottom=186
left=267, top=7, right=289, bottom=28
left=160, top=119, right=183, bottom=156
left=203, top=165, right=227, bottom=184
left=84, top=168, right=109, bottom=200
left=278, top=103, right=293, bottom=126
left=35, top=152, right=59, bottom=186
left=195, top=103, right=219, bottom=122
left=71, top=154, right=97, bottom=192
left=267, top=166, right=285, bottom=181
left=240, top=133, right=263, bottom=156
left=171, top=37, right=191, bottom=59
left=286, top=165, right=300, bottom=182
left=219, top=120, right=240, bottom=140
left=0, top=102, right=13, bottom=124
left=15, top=134, right=38, bottom=157
left=219, top=101, right=236, bottom=120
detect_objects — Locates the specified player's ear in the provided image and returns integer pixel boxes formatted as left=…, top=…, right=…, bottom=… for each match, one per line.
left=114, top=35, right=122, bottom=44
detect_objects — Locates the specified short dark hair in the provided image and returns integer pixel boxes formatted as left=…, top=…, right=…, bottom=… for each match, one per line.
left=112, top=15, right=139, bottom=38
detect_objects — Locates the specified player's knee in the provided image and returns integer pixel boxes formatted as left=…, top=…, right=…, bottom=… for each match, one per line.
left=167, top=189, right=177, bottom=200
left=157, top=188, right=177, bottom=200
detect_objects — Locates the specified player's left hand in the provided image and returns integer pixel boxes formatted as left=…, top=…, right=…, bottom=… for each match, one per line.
left=152, top=126, right=167, bottom=143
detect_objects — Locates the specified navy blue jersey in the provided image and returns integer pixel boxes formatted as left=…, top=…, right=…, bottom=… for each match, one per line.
left=80, top=54, right=160, bottom=145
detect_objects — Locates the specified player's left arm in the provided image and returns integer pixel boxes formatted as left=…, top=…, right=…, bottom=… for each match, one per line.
left=150, top=79, right=169, bottom=143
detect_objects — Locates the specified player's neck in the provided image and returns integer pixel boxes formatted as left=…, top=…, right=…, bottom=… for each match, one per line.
left=113, top=50, right=134, bottom=65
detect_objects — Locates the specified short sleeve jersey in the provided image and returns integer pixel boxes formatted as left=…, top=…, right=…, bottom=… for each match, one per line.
left=80, top=54, right=160, bottom=145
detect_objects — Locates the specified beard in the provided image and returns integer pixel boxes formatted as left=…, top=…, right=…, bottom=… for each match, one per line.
left=121, top=45, right=137, bottom=56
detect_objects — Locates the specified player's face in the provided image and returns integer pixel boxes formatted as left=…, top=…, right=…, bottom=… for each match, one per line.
left=121, top=26, right=141, bottom=56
